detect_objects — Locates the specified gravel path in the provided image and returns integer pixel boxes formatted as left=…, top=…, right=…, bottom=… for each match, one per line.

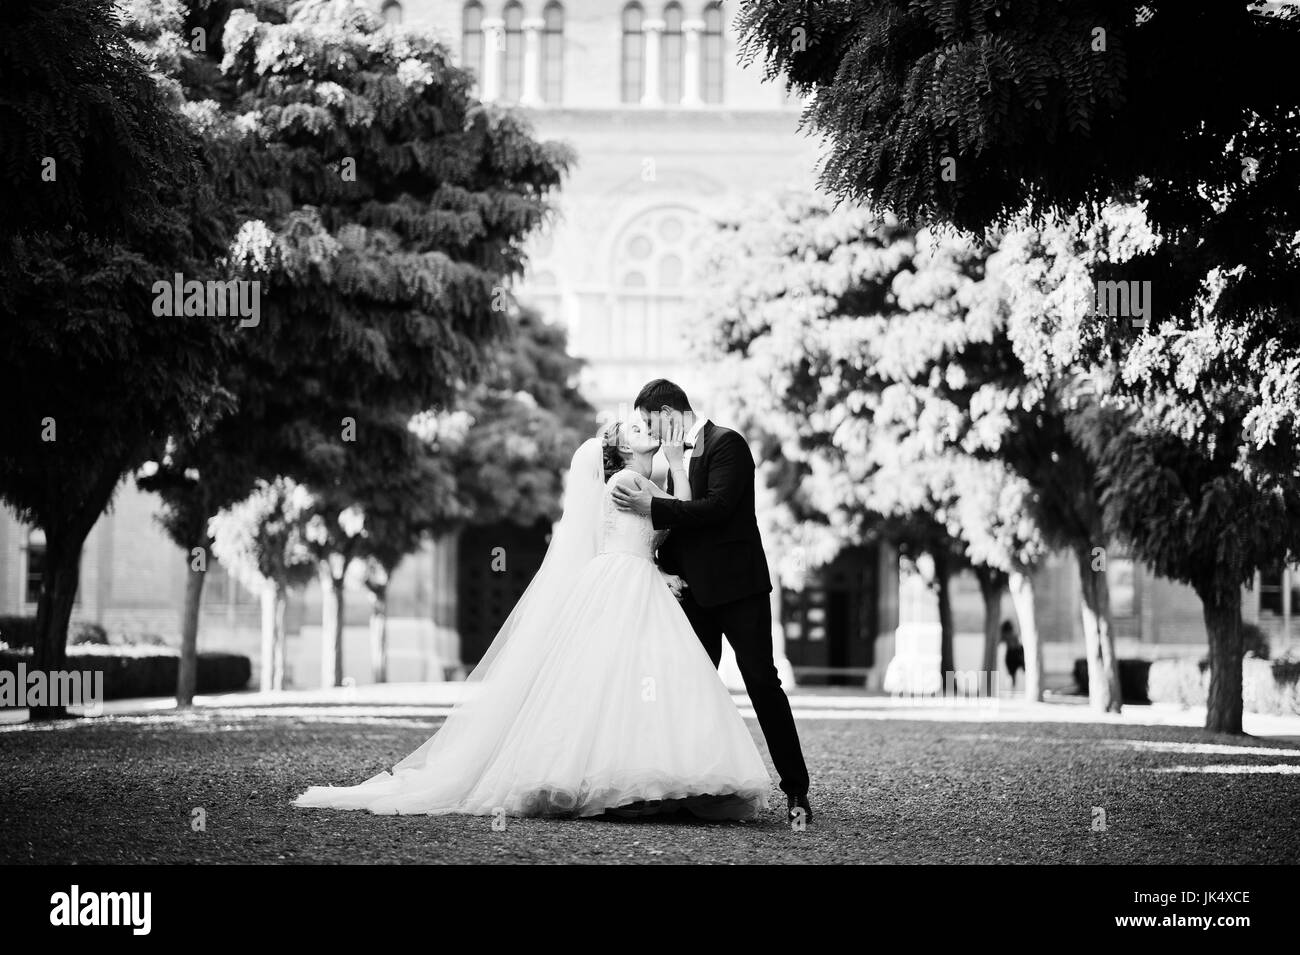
left=2, top=707, right=1298, bottom=864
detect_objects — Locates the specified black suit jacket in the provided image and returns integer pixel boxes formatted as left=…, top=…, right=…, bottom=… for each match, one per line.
left=651, top=421, right=772, bottom=608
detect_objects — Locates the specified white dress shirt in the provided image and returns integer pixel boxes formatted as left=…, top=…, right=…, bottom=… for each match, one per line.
left=682, top=416, right=709, bottom=469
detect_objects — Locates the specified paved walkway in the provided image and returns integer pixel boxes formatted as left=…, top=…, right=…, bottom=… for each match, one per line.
left=4, top=690, right=1298, bottom=864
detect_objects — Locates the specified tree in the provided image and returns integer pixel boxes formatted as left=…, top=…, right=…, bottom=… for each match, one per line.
left=739, top=2, right=1300, bottom=729
left=0, top=0, right=234, bottom=718
left=121, top=0, right=570, bottom=691
left=307, top=410, right=438, bottom=688
left=441, top=306, right=594, bottom=528
left=738, top=2, right=1298, bottom=255
left=342, top=304, right=591, bottom=684
left=308, top=500, right=366, bottom=689
left=695, top=192, right=1102, bottom=703
left=863, top=215, right=1124, bottom=710
left=180, top=0, right=570, bottom=484
left=137, top=442, right=257, bottom=706
left=944, top=456, right=1047, bottom=700
left=361, top=305, right=594, bottom=680
left=852, top=450, right=1042, bottom=697
left=341, top=412, right=461, bottom=685
left=1087, top=413, right=1300, bottom=734
left=208, top=478, right=320, bottom=690
left=995, top=205, right=1300, bottom=731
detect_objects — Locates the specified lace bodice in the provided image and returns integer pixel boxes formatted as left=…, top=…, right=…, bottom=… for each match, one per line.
left=600, top=471, right=666, bottom=561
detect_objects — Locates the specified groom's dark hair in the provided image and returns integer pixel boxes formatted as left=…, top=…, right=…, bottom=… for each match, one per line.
left=635, top=378, right=692, bottom=414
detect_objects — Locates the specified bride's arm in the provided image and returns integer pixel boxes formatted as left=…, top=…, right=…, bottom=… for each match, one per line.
left=660, top=414, right=691, bottom=502
left=648, top=418, right=689, bottom=556
left=632, top=417, right=691, bottom=501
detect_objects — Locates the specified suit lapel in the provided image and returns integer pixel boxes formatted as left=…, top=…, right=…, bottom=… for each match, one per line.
left=688, top=421, right=714, bottom=496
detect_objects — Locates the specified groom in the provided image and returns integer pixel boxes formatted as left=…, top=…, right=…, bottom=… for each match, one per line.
left=612, top=379, right=813, bottom=823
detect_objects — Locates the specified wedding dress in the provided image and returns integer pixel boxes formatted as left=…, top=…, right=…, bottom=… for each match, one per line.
left=293, top=438, right=771, bottom=819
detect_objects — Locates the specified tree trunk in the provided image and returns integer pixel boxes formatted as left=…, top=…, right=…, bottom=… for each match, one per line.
left=1199, top=584, right=1244, bottom=734
left=272, top=583, right=287, bottom=690
left=933, top=549, right=955, bottom=681
left=31, top=527, right=88, bottom=721
left=1008, top=569, right=1043, bottom=702
left=370, top=582, right=389, bottom=685
left=1075, top=542, right=1122, bottom=713
left=259, top=585, right=276, bottom=692
left=259, top=583, right=288, bottom=691
left=177, top=560, right=207, bottom=708
left=974, top=566, right=1005, bottom=679
left=320, top=563, right=346, bottom=689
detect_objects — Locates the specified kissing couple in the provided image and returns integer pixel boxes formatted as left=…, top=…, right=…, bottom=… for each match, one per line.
left=296, top=379, right=812, bottom=824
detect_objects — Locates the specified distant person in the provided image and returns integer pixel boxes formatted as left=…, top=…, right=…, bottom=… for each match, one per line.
left=1001, top=621, right=1025, bottom=689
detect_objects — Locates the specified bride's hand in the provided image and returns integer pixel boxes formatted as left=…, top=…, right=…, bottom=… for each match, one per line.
left=662, top=413, right=685, bottom=467
left=659, top=571, right=687, bottom=600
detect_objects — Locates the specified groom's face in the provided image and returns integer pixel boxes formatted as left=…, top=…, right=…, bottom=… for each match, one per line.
left=637, top=405, right=684, bottom=445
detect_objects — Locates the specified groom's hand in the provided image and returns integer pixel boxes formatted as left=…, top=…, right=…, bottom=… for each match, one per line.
left=611, top=481, right=652, bottom=516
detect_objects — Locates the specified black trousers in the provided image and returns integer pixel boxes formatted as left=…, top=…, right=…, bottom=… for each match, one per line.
left=682, top=590, right=810, bottom=797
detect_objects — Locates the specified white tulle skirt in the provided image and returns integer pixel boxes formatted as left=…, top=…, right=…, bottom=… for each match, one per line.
left=294, top=551, right=771, bottom=820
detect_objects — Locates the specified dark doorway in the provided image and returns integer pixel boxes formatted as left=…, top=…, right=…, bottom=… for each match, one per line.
left=456, top=520, right=551, bottom=667
left=825, top=589, right=852, bottom=684
left=783, top=544, right=878, bottom=686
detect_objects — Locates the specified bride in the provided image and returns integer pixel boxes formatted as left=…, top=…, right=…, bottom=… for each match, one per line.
left=293, top=413, right=771, bottom=819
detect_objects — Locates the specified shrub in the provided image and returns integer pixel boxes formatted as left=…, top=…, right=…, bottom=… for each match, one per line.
left=1147, top=658, right=1209, bottom=708
left=0, top=616, right=39, bottom=649
left=0, top=648, right=251, bottom=704
left=70, top=622, right=109, bottom=645
left=107, top=630, right=170, bottom=647
left=1072, top=658, right=1152, bottom=704
left=1147, top=654, right=1300, bottom=715
left=1242, top=654, right=1300, bottom=716
left=0, top=618, right=161, bottom=649
left=1242, top=622, right=1270, bottom=661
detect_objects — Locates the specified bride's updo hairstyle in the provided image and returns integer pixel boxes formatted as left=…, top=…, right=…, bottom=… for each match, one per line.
left=599, top=421, right=628, bottom=482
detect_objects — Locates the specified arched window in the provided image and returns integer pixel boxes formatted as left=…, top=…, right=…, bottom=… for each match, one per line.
left=603, top=207, right=702, bottom=361
left=541, top=2, right=564, bottom=104
left=621, top=3, right=644, bottom=105
left=503, top=2, right=524, bottom=102
left=661, top=3, right=683, bottom=105
left=702, top=2, right=724, bottom=104
left=462, top=2, right=484, bottom=88
left=380, top=0, right=403, bottom=25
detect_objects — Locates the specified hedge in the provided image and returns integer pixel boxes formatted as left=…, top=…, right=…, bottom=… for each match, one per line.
left=1148, top=655, right=1300, bottom=717
left=1071, top=658, right=1153, bottom=704
left=0, top=616, right=117, bottom=649
left=0, top=615, right=39, bottom=648
left=0, top=647, right=251, bottom=705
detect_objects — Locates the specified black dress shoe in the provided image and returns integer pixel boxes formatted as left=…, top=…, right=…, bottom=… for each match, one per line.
left=787, top=793, right=813, bottom=825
